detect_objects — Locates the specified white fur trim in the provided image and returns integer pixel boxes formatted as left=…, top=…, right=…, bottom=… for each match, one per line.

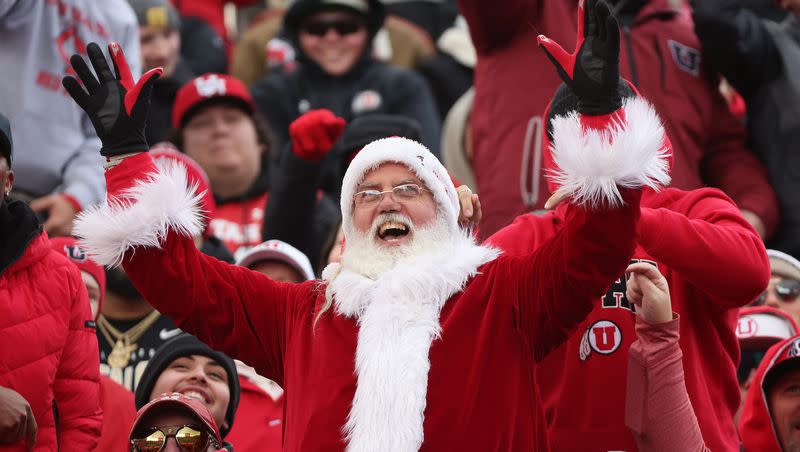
left=548, top=96, right=671, bottom=208
left=340, top=137, right=459, bottom=241
left=73, top=160, right=205, bottom=267
left=323, top=232, right=499, bottom=452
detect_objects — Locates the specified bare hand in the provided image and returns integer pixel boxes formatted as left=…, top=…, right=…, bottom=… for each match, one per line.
left=740, top=209, right=766, bottom=239
left=626, top=262, right=672, bottom=324
left=29, top=194, right=78, bottom=237
left=0, top=387, right=37, bottom=451
left=456, top=185, right=482, bottom=229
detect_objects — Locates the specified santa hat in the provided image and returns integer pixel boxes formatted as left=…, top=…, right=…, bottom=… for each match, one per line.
left=49, top=236, right=106, bottom=317
left=150, top=143, right=216, bottom=236
left=131, top=392, right=223, bottom=451
left=339, top=137, right=459, bottom=239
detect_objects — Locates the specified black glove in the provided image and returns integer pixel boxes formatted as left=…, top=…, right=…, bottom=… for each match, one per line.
left=537, top=0, right=622, bottom=115
left=62, top=42, right=162, bottom=157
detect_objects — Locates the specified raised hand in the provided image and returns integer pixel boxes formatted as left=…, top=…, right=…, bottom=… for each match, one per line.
left=537, top=0, right=622, bottom=115
left=62, top=42, right=162, bottom=157
left=626, top=263, right=673, bottom=324
left=289, top=109, right=347, bottom=162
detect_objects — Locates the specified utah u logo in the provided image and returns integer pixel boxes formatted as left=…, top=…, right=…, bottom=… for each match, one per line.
left=580, top=320, right=623, bottom=360
left=736, top=317, right=759, bottom=338
left=668, top=40, right=701, bottom=76
left=195, top=75, right=227, bottom=98
left=64, top=245, right=87, bottom=262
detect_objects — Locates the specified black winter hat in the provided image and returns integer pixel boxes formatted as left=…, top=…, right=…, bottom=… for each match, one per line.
left=0, top=112, right=12, bottom=167
left=134, top=334, right=240, bottom=438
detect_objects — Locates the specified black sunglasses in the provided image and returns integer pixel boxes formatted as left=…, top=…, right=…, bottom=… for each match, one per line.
left=755, top=279, right=800, bottom=305
left=301, top=19, right=364, bottom=37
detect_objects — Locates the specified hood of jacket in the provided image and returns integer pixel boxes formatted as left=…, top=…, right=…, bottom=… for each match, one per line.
left=0, top=199, right=43, bottom=277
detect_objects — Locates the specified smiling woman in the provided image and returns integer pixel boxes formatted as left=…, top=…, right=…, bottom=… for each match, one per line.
left=134, top=334, right=240, bottom=442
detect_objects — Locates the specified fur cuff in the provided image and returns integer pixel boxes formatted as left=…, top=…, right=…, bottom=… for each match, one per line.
left=73, top=160, right=206, bottom=267
left=548, top=97, right=671, bottom=208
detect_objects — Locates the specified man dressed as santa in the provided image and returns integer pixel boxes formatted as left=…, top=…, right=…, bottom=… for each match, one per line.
left=63, top=2, right=669, bottom=449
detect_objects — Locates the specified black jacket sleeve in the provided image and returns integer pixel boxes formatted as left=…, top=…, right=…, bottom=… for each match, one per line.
left=262, top=149, right=340, bottom=273
left=692, top=0, right=783, bottom=97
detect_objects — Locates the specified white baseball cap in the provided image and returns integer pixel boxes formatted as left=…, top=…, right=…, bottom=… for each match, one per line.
left=737, top=306, right=799, bottom=351
left=236, top=240, right=315, bottom=281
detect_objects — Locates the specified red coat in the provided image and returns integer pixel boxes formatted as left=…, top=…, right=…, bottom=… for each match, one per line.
left=225, top=376, right=284, bottom=452
left=91, top=152, right=640, bottom=451
left=488, top=187, right=768, bottom=451
left=96, top=376, right=136, bottom=452
left=460, top=0, right=778, bottom=238
left=0, top=230, right=101, bottom=451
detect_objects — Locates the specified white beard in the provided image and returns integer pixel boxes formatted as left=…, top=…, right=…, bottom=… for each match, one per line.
left=339, top=212, right=451, bottom=280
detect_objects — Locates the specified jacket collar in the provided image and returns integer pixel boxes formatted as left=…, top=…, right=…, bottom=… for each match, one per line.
left=0, top=200, right=43, bottom=276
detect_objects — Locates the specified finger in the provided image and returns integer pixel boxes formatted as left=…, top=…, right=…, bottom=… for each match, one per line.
left=108, top=42, right=133, bottom=90
left=28, top=195, right=53, bottom=212
left=457, top=187, right=474, bottom=219
left=471, top=194, right=482, bottom=225
left=625, top=263, right=665, bottom=285
left=61, top=76, right=91, bottom=110
left=69, top=54, right=101, bottom=94
left=537, top=36, right=575, bottom=79
left=544, top=188, right=570, bottom=210
left=125, top=67, right=162, bottom=116
left=596, top=1, right=610, bottom=41
left=86, top=42, right=114, bottom=84
left=605, top=13, right=620, bottom=56
left=586, top=0, right=600, bottom=39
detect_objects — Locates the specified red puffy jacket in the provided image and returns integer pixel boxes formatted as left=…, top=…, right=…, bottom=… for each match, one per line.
left=459, top=0, right=778, bottom=238
left=0, top=205, right=101, bottom=451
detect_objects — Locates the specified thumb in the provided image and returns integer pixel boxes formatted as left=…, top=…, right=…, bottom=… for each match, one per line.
left=28, top=195, right=53, bottom=212
left=537, top=35, right=575, bottom=80
left=327, top=116, right=347, bottom=141
left=125, top=67, right=162, bottom=116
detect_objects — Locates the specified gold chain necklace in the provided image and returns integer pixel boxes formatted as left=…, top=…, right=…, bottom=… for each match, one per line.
left=97, top=310, right=161, bottom=369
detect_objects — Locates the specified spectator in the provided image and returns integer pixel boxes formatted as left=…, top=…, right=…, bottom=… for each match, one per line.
left=134, top=334, right=240, bottom=446
left=623, top=263, right=708, bottom=451
left=486, top=5, right=768, bottom=450
left=440, top=87, right=475, bottom=189
left=172, top=0, right=260, bottom=58
left=169, top=74, right=276, bottom=258
left=236, top=239, right=316, bottom=281
left=0, top=113, right=102, bottom=451
left=694, top=0, right=800, bottom=259
left=230, top=7, right=437, bottom=85
left=739, top=334, right=800, bottom=451
left=735, top=306, right=798, bottom=423
left=756, top=249, right=800, bottom=326
left=179, top=14, right=228, bottom=76
left=50, top=236, right=138, bottom=452
left=129, top=392, right=226, bottom=452
left=0, top=0, right=141, bottom=237
left=460, top=0, right=779, bottom=239
left=129, top=0, right=197, bottom=145
left=250, top=0, right=441, bottom=155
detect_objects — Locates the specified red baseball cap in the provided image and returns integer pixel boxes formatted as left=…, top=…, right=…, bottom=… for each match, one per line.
left=130, top=392, right=223, bottom=450
left=172, top=73, right=256, bottom=129
left=49, top=237, right=106, bottom=316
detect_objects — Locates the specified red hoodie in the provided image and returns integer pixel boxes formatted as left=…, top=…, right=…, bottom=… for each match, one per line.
left=460, top=0, right=778, bottom=239
left=739, top=334, right=800, bottom=452
left=487, top=97, right=769, bottom=451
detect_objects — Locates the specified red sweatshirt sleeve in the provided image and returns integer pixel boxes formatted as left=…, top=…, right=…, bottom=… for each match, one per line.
left=105, top=154, right=310, bottom=385
left=457, top=0, right=537, bottom=53
left=638, top=189, right=769, bottom=307
left=626, top=315, right=709, bottom=452
left=52, top=266, right=101, bottom=451
left=700, top=92, right=779, bottom=236
left=509, top=189, right=640, bottom=361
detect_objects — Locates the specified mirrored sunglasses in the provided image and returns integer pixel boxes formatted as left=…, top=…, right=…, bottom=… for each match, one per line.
left=131, top=425, right=214, bottom=452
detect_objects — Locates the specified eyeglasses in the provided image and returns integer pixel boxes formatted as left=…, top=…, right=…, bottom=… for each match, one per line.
left=353, top=183, right=430, bottom=206
left=131, top=425, right=216, bottom=452
left=738, top=349, right=767, bottom=384
left=755, top=279, right=800, bottom=305
left=301, top=19, right=364, bottom=37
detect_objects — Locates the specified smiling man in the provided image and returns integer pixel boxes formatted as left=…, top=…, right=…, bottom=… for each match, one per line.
left=64, top=9, right=668, bottom=446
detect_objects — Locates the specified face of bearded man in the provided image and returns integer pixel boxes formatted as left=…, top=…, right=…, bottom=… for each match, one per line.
left=343, top=162, right=450, bottom=278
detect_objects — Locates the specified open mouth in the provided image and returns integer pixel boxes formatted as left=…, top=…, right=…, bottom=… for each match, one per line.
left=377, top=220, right=410, bottom=242
left=179, top=388, right=210, bottom=404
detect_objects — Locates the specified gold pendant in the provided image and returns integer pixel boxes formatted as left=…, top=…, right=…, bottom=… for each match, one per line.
left=108, top=339, right=136, bottom=369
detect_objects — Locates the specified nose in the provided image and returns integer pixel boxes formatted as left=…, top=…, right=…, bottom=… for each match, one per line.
left=376, top=191, right=402, bottom=213
left=163, top=438, right=182, bottom=451
left=765, top=290, right=781, bottom=307
left=323, top=28, right=341, bottom=40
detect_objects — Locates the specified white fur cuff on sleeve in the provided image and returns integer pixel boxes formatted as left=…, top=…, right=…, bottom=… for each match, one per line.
left=548, top=96, right=671, bottom=208
left=73, top=160, right=206, bottom=267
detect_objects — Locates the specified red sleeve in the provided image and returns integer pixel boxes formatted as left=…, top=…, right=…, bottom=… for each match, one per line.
left=52, top=266, right=101, bottom=451
left=638, top=189, right=769, bottom=307
left=700, top=92, right=779, bottom=236
left=457, top=0, right=537, bottom=53
left=105, top=154, right=311, bottom=385
left=626, top=315, right=710, bottom=452
left=509, top=189, right=640, bottom=361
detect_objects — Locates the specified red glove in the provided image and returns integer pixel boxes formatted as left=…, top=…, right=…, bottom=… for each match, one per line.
left=289, top=109, right=346, bottom=162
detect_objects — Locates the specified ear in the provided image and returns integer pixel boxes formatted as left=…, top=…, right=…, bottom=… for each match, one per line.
left=3, top=169, right=13, bottom=194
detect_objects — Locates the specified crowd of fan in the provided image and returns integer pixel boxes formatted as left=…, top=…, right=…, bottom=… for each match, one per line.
left=0, top=0, right=800, bottom=450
